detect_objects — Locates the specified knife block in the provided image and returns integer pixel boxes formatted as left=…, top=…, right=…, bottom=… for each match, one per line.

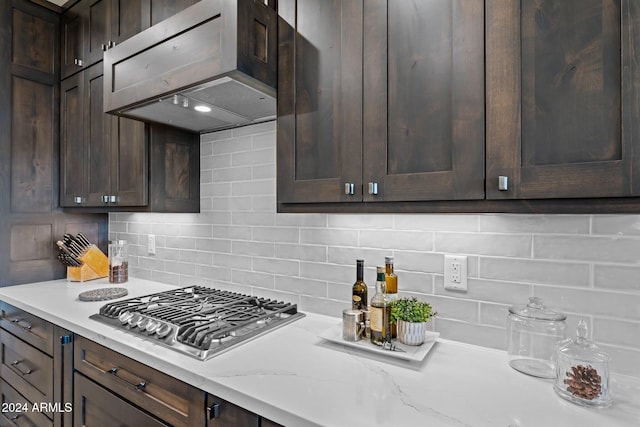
left=67, top=245, right=109, bottom=282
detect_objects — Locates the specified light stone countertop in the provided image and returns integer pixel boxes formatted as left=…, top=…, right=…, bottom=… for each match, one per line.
left=0, top=278, right=638, bottom=427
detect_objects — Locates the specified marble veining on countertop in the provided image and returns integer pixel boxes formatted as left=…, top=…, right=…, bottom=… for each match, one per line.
left=0, top=278, right=638, bottom=427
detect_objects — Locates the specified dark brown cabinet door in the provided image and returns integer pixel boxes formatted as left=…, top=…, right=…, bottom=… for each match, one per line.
left=74, top=373, right=169, bottom=427
left=85, top=63, right=113, bottom=206
left=486, top=0, right=640, bottom=200
left=60, top=72, right=86, bottom=207
left=61, top=0, right=86, bottom=79
left=111, top=0, right=144, bottom=44
left=363, top=0, right=485, bottom=202
left=62, top=63, right=148, bottom=208
left=144, top=0, right=200, bottom=28
left=207, top=394, right=258, bottom=427
left=84, top=0, right=112, bottom=66
left=277, top=0, right=363, bottom=205
left=110, top=117, right=148, bottom=206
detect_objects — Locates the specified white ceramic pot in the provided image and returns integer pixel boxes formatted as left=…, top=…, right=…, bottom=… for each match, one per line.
left=397, top=319, right=427, bottom=346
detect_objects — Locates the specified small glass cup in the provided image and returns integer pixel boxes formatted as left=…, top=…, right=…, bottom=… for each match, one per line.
left=108, top=240, right=128, bottom=283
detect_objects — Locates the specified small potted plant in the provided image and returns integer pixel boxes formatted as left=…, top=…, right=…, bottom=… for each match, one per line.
left=390, top=297, right=436, bottom=345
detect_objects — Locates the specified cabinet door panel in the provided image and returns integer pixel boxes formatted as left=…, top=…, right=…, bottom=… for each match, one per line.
left=486, top=0, right=640, bottom=199
left=363, top=0, right=485, bottom=202
left=60, top=73, right=86, bottom=207
left=61, top=1, right=85, bottom=79
left=85, top=0, right=111, bottom=66
left=112, top=117, right=147, bottom=206
left=111, top=0, right=144, bottom=45
left=74, top=373, right=169, bottom=427
left=277, top=0, right=363, bottom=204
left=146, top=0, right=200, bottom=27
left=85, top=64, right=112, bottom=206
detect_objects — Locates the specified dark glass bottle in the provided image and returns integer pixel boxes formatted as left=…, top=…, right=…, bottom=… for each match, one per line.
left=352, top=259, right=368, bottom=310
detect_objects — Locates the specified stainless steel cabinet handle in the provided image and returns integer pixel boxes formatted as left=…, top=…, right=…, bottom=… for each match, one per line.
left=74, top=196, right=83, bottom=204
left=11, top=360, right=32, bottom=375
left=109, top=40, right=116, bottom=49
left=74, top=58, right=83, bottom=66
left=102, top=195, right=109, bottom=203
left=368, top=182, right=378, bottom=195
left=107, top=366, right=148, bottom=392
left=344, top=183, right=355, bottom=195
left=12, top=318, right=32, bottom=331
left=207, top=403, right=220, bottom=419
left=109, top=195, right=117, bottom=203
left=101, top=43, right=108, bottom=51
left=498, top=176, right=509, bottom=191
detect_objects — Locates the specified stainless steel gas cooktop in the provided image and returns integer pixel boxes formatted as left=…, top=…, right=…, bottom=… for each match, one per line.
left=90, top=286, right=304, bottom=360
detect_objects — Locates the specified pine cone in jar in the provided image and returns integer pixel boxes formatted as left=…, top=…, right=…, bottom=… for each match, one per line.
left=564, top=364, right=602, bottom=400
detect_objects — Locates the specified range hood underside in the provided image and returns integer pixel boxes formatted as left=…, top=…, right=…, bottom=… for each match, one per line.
left=122, top=76, right=276, bottom=133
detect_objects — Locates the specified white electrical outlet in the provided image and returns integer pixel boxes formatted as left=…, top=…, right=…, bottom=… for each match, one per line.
left=444, top=255, right=467, bottom=292
left=148, top=234, right=156, bottom=255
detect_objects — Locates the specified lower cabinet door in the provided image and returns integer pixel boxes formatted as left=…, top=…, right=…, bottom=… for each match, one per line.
left=207, top=394, right=258, bottom=427
left=73, top=373, right=169, bottom=427
left=0, top=379, right=52, bottom=427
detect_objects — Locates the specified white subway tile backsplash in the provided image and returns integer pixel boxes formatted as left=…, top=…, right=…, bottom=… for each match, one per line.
left=480, top=258, right=590, bottom=287
left=534, top=235, right=640, bottom=263
left=592, top=215, right=640, bottom=235
left=360, top=230, right=434, bottom=251
left=393, top=214, right=479, bottom=232
left=479, top=214, right=590, bottom=234
left=108, top=122, right=640, bottom=378
left=435, top=277, right=532, bottom=306
left=276, top=276, right=327, bottom=298
left=435, top=232, right=532, bottom=258
left=275, top=243, right=326, bottom=262
left=594, top=265, right=640, bottom=293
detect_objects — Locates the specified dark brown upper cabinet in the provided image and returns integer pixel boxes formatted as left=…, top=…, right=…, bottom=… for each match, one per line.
left=60, top=63, right=148, bottom=208
left=61, top=0, right=86, bottom=79
left=62, top=0, right=146, bottom=79
left=278, top=0, right=484, bottom=207
left=486, top=0, right=640, bottom=200
left=60, top=63, right=200, bottom=211
left=277, top=0, right=364, bottom=204
left=363, top=0, right=485, bottom=202
left=279, top=0, right=640, bottom=213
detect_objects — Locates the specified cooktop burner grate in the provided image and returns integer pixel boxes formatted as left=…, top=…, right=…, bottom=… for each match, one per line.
left=90, top=285, right=304, bottom=360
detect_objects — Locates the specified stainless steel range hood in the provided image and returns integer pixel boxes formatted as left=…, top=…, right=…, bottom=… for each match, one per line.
left=103, top=0, right=277, bottom=133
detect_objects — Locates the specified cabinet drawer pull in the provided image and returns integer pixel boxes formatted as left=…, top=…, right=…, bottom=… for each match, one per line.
left=498, top=175, right=509, bottom=191
left=109, top=195, right=118, bottom=203
left=106, top=366, right=148, bottom=392
left=74, top=58, right=83, bottom=67
left=74, top=196, right=83, bottom=204
left=368, top=182, right=378, bottom=195
left=344, top=183, right=355, bottom=195
left=102, top=195, right=109, bottom=203
left=11, top=360, right=32, bottom=375
left=11, top=318, right=33, bottom=331
left=101, top=43, right=108, bottom=51
left=207, top=403, right=220, bottom=419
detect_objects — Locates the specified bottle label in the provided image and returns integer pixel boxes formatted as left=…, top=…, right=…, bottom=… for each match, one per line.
left=370, top=306, right=383, bottom=332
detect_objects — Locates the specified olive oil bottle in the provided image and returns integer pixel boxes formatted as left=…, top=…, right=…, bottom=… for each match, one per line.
left=351, top=259, right=368, bottom=310
left=370, top=266, right=391, bottom=344
left=385, top=256, right=398, bottom=338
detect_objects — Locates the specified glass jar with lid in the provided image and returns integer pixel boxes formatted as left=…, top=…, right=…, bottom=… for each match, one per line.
left=554, top=320, right=611, bottom=408
left=507, top=297, right=567, bottom=378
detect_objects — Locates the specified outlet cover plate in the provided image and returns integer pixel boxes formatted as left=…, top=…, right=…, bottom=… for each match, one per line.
left=444, top=255, right=467, bottom=292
